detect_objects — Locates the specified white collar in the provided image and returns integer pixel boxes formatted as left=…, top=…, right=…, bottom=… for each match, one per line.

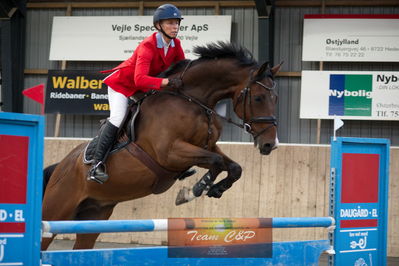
left=156, top=32, right=175, bottom=48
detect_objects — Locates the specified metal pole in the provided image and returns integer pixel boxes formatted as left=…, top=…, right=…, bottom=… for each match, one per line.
left=316, top=0, right=326, bottom=144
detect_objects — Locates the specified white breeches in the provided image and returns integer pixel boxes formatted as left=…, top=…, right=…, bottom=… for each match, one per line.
left=108, top=86, right=129, bottom=128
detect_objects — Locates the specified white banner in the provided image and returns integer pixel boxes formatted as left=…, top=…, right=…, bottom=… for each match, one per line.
left=302, top=15, right=399, bottom=62
left=49, top=16, right=231, bottom=61
left=300, top=71, right=399, bottom=120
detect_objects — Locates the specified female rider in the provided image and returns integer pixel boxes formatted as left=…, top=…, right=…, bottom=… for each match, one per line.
left=89, top=4, right=186, bottom=184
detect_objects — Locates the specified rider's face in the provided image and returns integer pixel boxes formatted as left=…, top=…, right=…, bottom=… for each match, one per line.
left=158, top=19, right=180, bottom=39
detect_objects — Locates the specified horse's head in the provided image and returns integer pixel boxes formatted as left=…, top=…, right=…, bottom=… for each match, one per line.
left=233, top=62, right=282, bottom=155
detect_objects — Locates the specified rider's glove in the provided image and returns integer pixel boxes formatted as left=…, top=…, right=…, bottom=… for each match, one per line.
left=167, top=78, right=184, bottom=90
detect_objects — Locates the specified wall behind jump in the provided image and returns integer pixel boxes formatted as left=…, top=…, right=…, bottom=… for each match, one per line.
left=44, top=138, right=399, bottom=256
left=24, top=1, right=399, bottom=145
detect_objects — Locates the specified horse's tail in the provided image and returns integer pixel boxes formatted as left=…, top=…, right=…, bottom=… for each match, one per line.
left=43, top=163, right=59, bottom=198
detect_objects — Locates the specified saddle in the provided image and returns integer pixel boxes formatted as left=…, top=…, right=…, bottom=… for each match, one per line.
left=83, top=100, right=141, bottom=164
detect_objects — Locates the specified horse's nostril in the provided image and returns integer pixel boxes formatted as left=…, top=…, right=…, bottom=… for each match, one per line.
left=260, top=143, right=273, bottom=155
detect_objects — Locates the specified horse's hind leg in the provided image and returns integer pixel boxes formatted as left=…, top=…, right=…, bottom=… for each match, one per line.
left=73, top=201, right=116, bottom=249
left=41, top=191, right=82, bottom=250
left=41, top=198, right=81, bottom=250
left=41, top=234, right=57, bottom=251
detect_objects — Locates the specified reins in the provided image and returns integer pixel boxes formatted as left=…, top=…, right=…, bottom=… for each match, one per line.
left=179, top=59, right=193, bottom=80
left=152, top=78, right=277, bottom=147
left=174, top=59, right=245, bottom=129
left=175, top=60, right=276, bottom=133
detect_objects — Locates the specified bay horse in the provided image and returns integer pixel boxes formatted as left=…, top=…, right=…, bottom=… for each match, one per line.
left=41, top=42, right=281, bottom=250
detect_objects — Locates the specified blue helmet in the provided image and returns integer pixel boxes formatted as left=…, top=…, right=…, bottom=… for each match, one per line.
left=153, top=4, right=183, bottom=26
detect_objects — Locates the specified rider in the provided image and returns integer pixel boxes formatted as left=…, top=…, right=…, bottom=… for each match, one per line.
left=89, top=4, right=186, bottom=184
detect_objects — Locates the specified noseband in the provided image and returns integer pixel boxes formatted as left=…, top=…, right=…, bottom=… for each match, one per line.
left=235, top=79, right=278, bottom=139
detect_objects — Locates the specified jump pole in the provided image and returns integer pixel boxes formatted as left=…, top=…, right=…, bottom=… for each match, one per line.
left=42, top=217, right=335, bottom=235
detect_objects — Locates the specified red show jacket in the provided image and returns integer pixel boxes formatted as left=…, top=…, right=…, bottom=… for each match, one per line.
left=102, top=32, right=185, bottom=97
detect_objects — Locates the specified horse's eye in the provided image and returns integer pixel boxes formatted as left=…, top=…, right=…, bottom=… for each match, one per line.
left=254, top=95, right=263, bottom=102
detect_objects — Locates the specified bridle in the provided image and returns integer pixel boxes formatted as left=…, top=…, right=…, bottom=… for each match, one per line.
left=233, top=77, right=278, bottom=139
left=155, top=61, right=278, bottom=148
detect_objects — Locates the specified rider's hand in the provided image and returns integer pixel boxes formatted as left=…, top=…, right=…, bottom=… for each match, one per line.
left=167, top=78, right=184, bottom=90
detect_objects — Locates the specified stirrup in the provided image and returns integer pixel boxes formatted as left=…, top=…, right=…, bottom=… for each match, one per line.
left=87, top=174, right=108, bottom=184
left=87, top=162, right=109, bottom=184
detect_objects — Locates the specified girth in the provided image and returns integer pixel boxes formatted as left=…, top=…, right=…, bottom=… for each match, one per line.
left=124, top=142, right=177, bottom=194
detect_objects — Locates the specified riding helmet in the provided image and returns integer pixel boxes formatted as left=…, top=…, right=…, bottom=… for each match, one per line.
left=153, top=4, right=183, bottom=26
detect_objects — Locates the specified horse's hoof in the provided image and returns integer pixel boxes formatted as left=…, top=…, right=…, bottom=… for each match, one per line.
left=175, top=187, right=195, bottom=205
left=206, top=186, right=223, bottom=198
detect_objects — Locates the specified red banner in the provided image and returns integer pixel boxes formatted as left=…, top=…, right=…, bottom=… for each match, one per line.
left=0, top=135, right=29, bottom=204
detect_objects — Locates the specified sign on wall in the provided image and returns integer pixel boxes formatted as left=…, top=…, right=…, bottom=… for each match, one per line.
left=302, top=14, right=399, bottom=62
left=49, top=16, right=231, bottom=61
left=45, top=70, right=109, bottom=114
left=300, top=71, right=399, bottom=120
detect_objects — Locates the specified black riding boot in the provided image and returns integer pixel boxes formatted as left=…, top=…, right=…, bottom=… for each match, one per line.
left=88, top=121, right=119, bottom=184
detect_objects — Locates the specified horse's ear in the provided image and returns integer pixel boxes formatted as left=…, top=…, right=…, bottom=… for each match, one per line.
left=256, top=62, right=270, bottom=77
left=271, top=61, right=284, bottom=77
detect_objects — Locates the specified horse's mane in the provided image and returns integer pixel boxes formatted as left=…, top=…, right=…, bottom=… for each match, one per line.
left=159, top=42, right=257, bottom=78
left=193, top=41, right=257, bottom=66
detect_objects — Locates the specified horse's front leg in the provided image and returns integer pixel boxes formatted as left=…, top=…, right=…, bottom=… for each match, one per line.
left=172, top=143, right=242, bottom=204
left=183, top=146, right=242, bottom=201
left=205, top=146, right=242, bottom=199
left=192, top=170, right=217, bottom=197
left=190, top=144, right=243, bottom=197
left=175, top=168, right=222, bottom=205
left=166, top=141, right=226, bottom=205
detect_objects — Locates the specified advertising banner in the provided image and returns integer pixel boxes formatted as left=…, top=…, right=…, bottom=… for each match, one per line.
left=300, top=71, right=399, bottom=120
left=302, top=14, right=399, bottom=62
left=45, top=70, right=109, bottom=114
left=50, top=16, right=231, bottom=61
left=0, top=112, right=44, bottom=266
left=330, top=137, right=389, bottom=266
left=167, top=218, right=272, bottom=258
